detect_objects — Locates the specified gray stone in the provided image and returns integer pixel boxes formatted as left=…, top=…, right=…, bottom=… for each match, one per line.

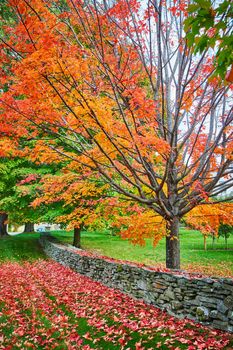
left=213, top=282, right=222, bottom=289
left=209, top=310, right=218, bottom=318
left=202, top=278, right=214, bottom=284
left=171, top=301, right=182, bottom=310
left=214, top=289, right=230, bottom=296
left=159, top=295, right=170, bottom=302
left=137, top=279, right=148, bottom=290
left=224, top=295, right=233, bottom=310
left=161, top=274, right=176, bottom=282
left=164, top=288, right=175, bottom=300
left=222, top=279, right=233, bottom=286
left=196, top=306, right=209, bottom=321
left=177, top=278, right=187, bottom=286
left=217, top=301, right=228, bottom=314
left=183, top=299, right=199, bottom=306
left=213, top=319, right=228, bottom=330
left=197, top=278, right=214, bottom=285
left=209, top=310, right=228, bottom=321
left=39, top=234, right=233, bottom=334
left=223, top=283, right=233, bottom=292
left=198, top=296, right=220, bottom=306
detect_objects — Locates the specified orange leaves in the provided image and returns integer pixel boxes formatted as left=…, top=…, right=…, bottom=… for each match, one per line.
left=186, top=203, right=233, bottom=236
left=28, top=141, right=66, bottom=164
left=0, top=138, right=19, bottom=158
left=103, top=200, right=166, bottom=247
left=31, top=166, right=109, bottom=231
left=189, top=180, right=209, bottom=202
left=133, top=127, right=170, bottom=161
left=1, top=0, right=232, bottom=271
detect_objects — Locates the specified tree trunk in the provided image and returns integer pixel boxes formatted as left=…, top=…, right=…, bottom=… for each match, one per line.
left=212, top=234, right=215, bottom=249
left=225, top=235, right=228, bottom=250
left=166, top=217, right=180, bottom=269
left=73, top=225, right=83, bottom=248
left=0, top=213, right=8, bottom=237
left=203, top=235, right=207, bottom=251
left=24, top=222, right=35, bottom=233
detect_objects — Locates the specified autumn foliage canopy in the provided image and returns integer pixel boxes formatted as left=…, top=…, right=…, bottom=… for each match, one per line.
left=0, top=0, right=232, bottom=268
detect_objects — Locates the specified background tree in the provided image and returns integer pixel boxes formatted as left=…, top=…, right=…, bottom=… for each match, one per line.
left=186, top=203, right=233, bottom=250
left=218, top=223, right=233, bottom=250
left=0, top=0, right=232, bottom=268
left=0, top=157, right=27, bottom=236
left=31, top=166, right=110, bottom=248
left=0, top=138, right=57, bottom=234
left=185, top=0, right=233, bottom=81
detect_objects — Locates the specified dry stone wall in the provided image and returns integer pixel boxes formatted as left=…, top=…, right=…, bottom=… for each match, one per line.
left=39, top=234, right=233, bottom=332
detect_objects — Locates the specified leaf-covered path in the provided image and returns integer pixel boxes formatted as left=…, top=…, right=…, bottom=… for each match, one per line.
left=0, top=260, right=232, bottom=350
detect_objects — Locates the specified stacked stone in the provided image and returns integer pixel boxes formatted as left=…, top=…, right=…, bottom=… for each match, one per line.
left=39, top=234, right=233, bottom=332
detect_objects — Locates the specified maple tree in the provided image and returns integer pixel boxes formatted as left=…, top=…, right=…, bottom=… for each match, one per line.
left=186, top=202, right=233, bottom=250
left=31, top=165, right=110, bottom=248
left=19, top=139, right=112, bottom=247
left=0, top=0, right=232, bottom=268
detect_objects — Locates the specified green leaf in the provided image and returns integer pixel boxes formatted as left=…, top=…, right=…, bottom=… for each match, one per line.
left=188, top=4, right=200, bottom=13
left=195, top=35, right=208, bottom=53
left=186, top=32, right=196, bottom=47
left=195, top=0, right=211, bottom=10
left=216, top=21, right=227, bottom=31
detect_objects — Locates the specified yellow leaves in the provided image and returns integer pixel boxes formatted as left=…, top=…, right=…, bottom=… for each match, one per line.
left=186, top=203, right=233, bottom=235
left=62, top=181, right=105, bottom=205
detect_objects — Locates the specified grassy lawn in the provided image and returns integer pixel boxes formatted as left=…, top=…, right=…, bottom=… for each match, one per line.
left=52, top=228, right=233, bottom=277
left=0, top=233, right=46, bottom=263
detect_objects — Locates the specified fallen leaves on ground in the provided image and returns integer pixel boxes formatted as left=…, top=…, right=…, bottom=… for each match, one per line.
left=0, top=260, right=232, bottom=349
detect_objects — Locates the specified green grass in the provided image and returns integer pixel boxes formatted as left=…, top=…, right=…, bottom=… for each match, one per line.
left=1, top=229, right=232, bottom=275
left=52, top=228, right=233, bottom=276
left=0, top=233, right=47, bottom=263
left=1, top=229, right=232, bottom=276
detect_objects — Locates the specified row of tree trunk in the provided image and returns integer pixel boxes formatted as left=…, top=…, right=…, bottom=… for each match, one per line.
left=0, top=213, right=8, bottom=237
left=0, top=213, right=82, bottom=249
left=24, top=222, right=35, bottom=233
left=0, top=213, right=35, bottom=237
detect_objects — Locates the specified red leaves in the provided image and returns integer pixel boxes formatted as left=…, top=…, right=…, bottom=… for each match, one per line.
left=0, top=260, right=232, bottom=349
left=18, top=174, right=39, bottom=185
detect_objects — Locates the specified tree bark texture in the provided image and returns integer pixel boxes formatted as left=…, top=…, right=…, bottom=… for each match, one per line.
left=73, top=226, right=82, bottom=248
left=24, top=222, right=35, bottom=233
left=203, top=235, right=207, bottom=251
left=225, top=236, right=228, bottom=250
left=0, top=213, right=8, bottom=237
left=166, top=217, right=180, bottom=269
